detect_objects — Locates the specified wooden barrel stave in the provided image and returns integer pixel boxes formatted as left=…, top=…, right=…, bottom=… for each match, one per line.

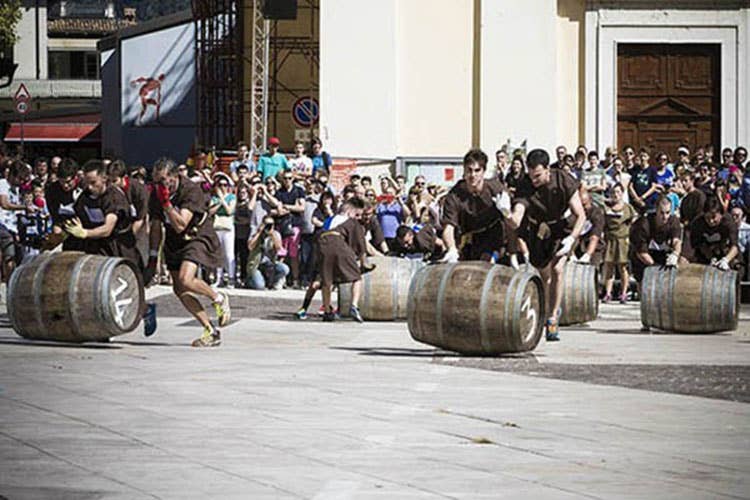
left=407, top=262, right=544, bottom=355
left=641, top=263, right=737, bottom=333
left=8, top=252, right=143, bottom=342
left=559, top=262, right=598, bottom=326
left=339, top=256, right=424, bottom=321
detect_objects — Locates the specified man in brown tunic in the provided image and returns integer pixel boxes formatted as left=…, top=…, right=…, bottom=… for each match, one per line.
left=441, top=149, right=512, bottom=263
left=629, top=195, right=683, bottom=284
left=689, top=195, right=739, bottom=271
left=571, top=187, right=605, bottom=266
left=394, top=223, right=443, bottom=261
left=316, top=196, right=371, bottom=322
left=63, top=159, right=155, bottom=336
left=509, top=149, right=587, bottom=341
left=147, top=158, right=229, bottom=347
left=678, top=172, right=706, bottom=261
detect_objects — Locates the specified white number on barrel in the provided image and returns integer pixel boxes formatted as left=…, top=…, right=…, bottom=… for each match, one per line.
left=521, top=295, right=537, bottom=344
left=110, top=277, right=134, bottom=328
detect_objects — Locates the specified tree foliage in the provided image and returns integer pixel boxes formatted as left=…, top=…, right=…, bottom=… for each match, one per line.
left=0, top=0, right=23, bottom=52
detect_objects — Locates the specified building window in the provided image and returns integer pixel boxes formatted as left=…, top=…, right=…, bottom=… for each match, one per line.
left=48, top=50, right=99, bottom=79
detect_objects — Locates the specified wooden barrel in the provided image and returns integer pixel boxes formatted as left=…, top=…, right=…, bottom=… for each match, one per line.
left=338, top=256, right=424, bottom=321
left=8, top=252, right=144, bottom=342
left=407, top=262, right=544, bottom=355
left=641, top=263, right=738, bottom=333
left=558, top=261, right=599, bottom=326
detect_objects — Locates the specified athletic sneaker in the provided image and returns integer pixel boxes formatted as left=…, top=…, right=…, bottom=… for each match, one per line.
left=602, top=293, right=612, bottom=304
left=295, top=308, right=308, bottom=320
left=322, top=311, right=336, bottom=322
left=619, top=293, right=628, bottom=304
left=191, top=326, right=221, bottom=347
left=350, top=305, right=364, bottom=323
left=545, top=319, right=560, bottom=342
left=317, top=305, right=326, bottom=316
left=143, top=302, right=157, bottom=337
left=213, top=291, right=231, bottom=327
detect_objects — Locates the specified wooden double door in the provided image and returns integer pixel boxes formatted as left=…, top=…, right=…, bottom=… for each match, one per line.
left=617, top=44, right=720, bottom=158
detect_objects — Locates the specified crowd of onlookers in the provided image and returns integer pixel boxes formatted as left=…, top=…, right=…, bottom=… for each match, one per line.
left=0, top=138, right=748, bottom=298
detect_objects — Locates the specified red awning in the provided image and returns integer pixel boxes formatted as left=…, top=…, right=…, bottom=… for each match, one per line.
left=4, top=115, right=101, bottom=143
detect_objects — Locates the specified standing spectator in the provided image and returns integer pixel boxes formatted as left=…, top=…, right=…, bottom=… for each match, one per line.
left=229, top=141, right=254, bottom=182
left=504, top=156, right=527, bottom=198
left=234, top=182, right=255, bottom=287
left=601, top=146, right=618, bottom=170
left=602, top=183, right=636, bottom=303
left=734, top=146, right=748, bottom=170
left=629, top=149, right=658, bottom=214
left=274, top=171, right=306, bottom=288
left=257, top=137, right=289, bottom=181
left=394, top=174, right=407, bottom=200
left=730, top=205, right=750, bottom=277
left=209, top=173, right=237, bottom=288
left=652, top=151, right=675, bottom=193
left=289, top=141, right=313, bottom=181
left=376, top=185, right=411, bottom=250
left=606, top=156, right=631, bottom=203
left=34, top=157, right=50, bottom=186
left=299, top=178, right=323, bottom=285
left=675, top=145, right=692, bottom=176
left=550, top=145, right=567, bottom=169
left=310, top=137, right=332, bottom=176
left=494, top=149, right=509, bottom=179
left=49, top=155, right=62, bottom=183
left=247, top=216, right=289, bottom=290
left=622, top=145, right=637, bottom=171
left=580, top=150, right=608, bottom=208
left=0, top=161, right=35, bottom=280
left=361, top=176, right=373, bottom=190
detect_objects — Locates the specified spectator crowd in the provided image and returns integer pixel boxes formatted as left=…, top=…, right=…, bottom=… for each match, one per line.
left=0, top=137, right=748, bottom=307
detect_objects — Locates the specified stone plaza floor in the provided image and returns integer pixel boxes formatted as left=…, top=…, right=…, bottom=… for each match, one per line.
left=0, top=287, right=748, bottom=499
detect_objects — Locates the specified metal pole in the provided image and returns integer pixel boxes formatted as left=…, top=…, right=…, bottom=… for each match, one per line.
left=20, top=111, right=25, bottom=155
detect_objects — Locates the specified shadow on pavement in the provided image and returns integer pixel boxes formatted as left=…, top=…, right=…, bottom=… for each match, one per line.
left=0, top=337, right=122, bottom=350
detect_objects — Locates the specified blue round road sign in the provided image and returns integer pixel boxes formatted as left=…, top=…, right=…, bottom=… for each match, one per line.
left=292, top=97, right=319, bottom=127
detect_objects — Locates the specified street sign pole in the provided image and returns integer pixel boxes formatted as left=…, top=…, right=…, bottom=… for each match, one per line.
left=20, top=111, right=24, bottom=154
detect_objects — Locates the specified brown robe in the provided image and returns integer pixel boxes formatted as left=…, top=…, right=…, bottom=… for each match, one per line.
left=317, top=217, right=366, bottom=286
left=148, top=177, right=222, bottom=271
left=629, top=213, right=681, bottom=281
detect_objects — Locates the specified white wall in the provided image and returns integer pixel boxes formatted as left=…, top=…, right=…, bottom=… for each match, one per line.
left=14, top=3, right=48, bottom=80
left=480, top=0, right=558, bottom=154
left=396, top=0, right=473, bottom=158
left=319, top=0, right=399, bottom=159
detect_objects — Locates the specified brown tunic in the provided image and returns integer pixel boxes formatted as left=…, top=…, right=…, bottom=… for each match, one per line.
left=573, top=204, right=605, bottom=265
left=317, top=217, right=366, bottom=286
left=629, top=213, right=681, bottom=281
left=515, top=169, right=579, bottom=268
left=125, top=178, right=149, bottom=222
left=689, top=214, right=738, bottom=265
left=71, top=186, right=141, bottom=269
left=148, top=177, right=222, bottom=271
left=441, top=177, right=507, bottom=260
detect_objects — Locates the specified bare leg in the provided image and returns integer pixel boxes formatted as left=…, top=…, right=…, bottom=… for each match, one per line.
left=177, top=261, right=219, bottom=303
left=619, top=264, right=630, bottom=297
left=289, top=256, right=299, bottom=283
left=603, top=262, right=614, bottom=297
left=351, top=279, right=362, bottom=308
left=549, top=255, right=567, bottom=322
left=171, top=271, right=212, bottom=329
left=321, top=284, right=332, bottom=311
left=538, top=264, right=552, bottom=317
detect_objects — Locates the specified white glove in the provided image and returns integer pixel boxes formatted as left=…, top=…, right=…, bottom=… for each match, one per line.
left=665, top=252, right=679, bottom=268
left=715, top=257, right=730, bottom=271
left=441, top=247, right=459, bottom=264
left=493, top=192, right=511, bottom=217
left=556, top=236, right=576, bottom=257
left=578, top=253, right=591, bottom=264
left=510, top=253, right=520, bottom=270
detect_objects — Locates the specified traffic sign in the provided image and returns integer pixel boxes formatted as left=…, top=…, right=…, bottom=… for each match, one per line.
left=292, top=96, right=319, bottom=128
left=15, top=100, right=28, bottom=115
left=14, top=83, right=31, bottom=102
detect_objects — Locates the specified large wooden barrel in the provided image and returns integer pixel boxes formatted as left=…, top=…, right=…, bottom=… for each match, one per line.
left=641, top=263, right=738, bottom=333
left=338, top=256, right=424, bottom=320
left=8, top=252, right=144, bottom=342
left=558, top=261, right=599, bottom=326
left=407, top=262, right=544, bottom=355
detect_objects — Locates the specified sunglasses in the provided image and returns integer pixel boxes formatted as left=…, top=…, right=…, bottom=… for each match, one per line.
left=217, top=182, right=229, bottom=187
left=283, top=176, right=293, bottom=180
left=416, top=182, right=425, bottom=186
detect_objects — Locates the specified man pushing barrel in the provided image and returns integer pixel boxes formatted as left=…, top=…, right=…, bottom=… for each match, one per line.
left=62, top=159, right=156, bottom=336
left=689, top=195, right=739, bottom=272
left=145, top=158, right=230, bottom=347
left=440, top=149, right=512, bottom=263
left=508, top=149, right=587, bottom=341
left=629, top=195, right=683, bottom=284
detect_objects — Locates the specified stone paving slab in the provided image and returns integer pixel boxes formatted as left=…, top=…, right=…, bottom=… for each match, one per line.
left=0, top=300, right=749, bottom=499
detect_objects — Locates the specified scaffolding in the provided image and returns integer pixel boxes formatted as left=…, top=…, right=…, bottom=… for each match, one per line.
left=191, top=0, right=244, bottom=150
left=249, top=0, right=270, bottom=154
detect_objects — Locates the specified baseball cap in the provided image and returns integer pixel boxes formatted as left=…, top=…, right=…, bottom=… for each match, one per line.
left=677, top=146, right=690, bottom=155
left=268, top=137, right=280, bottom=146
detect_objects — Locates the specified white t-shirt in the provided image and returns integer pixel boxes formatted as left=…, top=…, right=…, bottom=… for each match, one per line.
left=0, top=179, right=21, bottom=233
left=288, top=156, right=313, bottom=177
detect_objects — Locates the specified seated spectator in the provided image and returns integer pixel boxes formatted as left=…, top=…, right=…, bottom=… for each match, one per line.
left=246, top=216, right=289, bottom=290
